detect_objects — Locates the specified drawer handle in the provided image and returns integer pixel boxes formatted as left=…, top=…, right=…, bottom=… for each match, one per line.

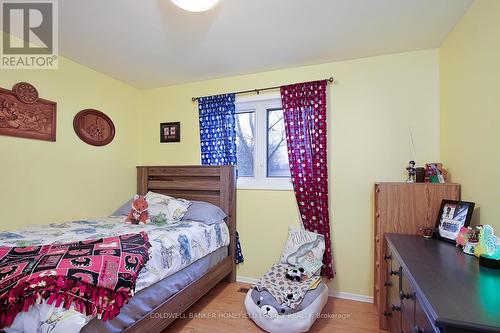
left=400, top=291, right=413, bottom=300
left=384, top=254, right=392, bottom=260
left=390, top=270, right=400, bottom=276
left=384, top=280, right=392, bottom=287
left=391, top=304, right=401, bottom=312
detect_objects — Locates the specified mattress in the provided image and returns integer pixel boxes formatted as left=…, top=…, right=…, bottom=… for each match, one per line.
left=82, top=246, right=228, bottom=333
left=0, top=217, right=230, bottom=333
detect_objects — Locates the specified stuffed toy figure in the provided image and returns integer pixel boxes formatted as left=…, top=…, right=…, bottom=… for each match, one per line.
left=126, top=195, right=150, bottom=225
left=285, top=267, right=305, bottom=282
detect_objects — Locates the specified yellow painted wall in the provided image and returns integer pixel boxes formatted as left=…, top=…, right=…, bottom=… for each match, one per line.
left=140, top=49, right=441, bottom=297
left=0, top=41, right=142, bottom=228
left=441, top=0, right=500, bottom=230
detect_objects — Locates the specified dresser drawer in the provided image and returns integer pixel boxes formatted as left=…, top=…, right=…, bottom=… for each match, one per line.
left=415, top=295, right=440, bottom=333
left=385, top=248, right=402, bottom=333
left=401, top=269, right=416, bottom=333
left=401, top=268, right=440, bottom=333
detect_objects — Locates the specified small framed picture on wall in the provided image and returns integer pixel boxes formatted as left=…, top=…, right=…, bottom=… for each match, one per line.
left=160, top=122, right=180, bottom=143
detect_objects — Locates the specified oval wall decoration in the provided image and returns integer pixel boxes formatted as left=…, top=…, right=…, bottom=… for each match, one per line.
left=73, top=109, right=115, bottom=146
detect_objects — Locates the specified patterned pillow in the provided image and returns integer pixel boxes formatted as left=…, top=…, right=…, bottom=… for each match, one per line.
left=280, top=227, right=325, bottom=266
left=144, top=191, right=191, bottom=223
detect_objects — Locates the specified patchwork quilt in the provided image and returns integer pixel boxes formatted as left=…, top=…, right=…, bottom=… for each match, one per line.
left=0, top=217, right=230, bottom=333
left=0, top=233, right=151, bottom=329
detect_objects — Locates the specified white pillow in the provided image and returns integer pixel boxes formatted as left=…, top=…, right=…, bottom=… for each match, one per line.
left=144, top=191, right=191, bottom=222
left=281, top=227, right=325, bottom=266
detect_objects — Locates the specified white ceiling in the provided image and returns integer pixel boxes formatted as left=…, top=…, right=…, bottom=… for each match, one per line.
left=58, top=0, right=473, bottom=89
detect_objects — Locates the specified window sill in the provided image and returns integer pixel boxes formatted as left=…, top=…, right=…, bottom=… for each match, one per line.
left=237, top=178, right=293, bottom=191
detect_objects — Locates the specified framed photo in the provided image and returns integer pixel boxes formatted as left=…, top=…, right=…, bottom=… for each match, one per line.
left=434, top=200, right=475, bottom=243
left=160, top=122, right=180, bottom=143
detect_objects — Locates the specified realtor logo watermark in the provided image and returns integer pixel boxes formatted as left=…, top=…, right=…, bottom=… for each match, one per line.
left=1, top=0, right=58, bottom=69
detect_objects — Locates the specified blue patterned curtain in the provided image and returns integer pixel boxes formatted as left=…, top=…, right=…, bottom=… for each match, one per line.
left=198, top=93, right=243, bottom=264
left=199, top=94, right=237, bottom=166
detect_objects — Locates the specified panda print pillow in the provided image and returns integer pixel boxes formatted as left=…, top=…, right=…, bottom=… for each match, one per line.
left=280, top=227, right=325, bottom=267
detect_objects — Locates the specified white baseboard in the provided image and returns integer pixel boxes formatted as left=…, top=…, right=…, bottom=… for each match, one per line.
left=236, top=275, right=373, bottom=304
left=237, top=276, right=259, bottom=285
left=328, top=291, right=373, bottom=303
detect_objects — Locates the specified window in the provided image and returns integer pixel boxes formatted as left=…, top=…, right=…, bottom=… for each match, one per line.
left=235, top=94, right=291, bottom=190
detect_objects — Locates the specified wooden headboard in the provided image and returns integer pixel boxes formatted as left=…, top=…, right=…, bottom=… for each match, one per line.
left=136, top=165, right=236, bottom=281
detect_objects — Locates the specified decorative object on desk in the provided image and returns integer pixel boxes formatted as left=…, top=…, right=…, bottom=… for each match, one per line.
left=456, top=226, right=480, bottom=255
left=475, top=225, right=500, bottom=269
left=434, top=200, right=475, bottom=243
left=160, top=121, right=180, bottom=143
left=0, top=82, right=56, bottom=141
left=425, top=163, right=448, bottom=183
left=73, top=109, right=115, bottom=146
left=406, top=160, right=416, bottom=183
left=456, top=227, right=473, bottom=247
left=463, top=228, right=479, bottom=255
left=418, top=226, right=435, bottom=239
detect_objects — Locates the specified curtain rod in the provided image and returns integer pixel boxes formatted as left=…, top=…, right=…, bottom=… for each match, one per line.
left=191, top=77, right=334, bottom=102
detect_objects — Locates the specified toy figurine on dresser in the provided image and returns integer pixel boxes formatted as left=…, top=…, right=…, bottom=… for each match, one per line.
left=456, top=227, right=479, bottom=255
left=425, top=163, right=448, bottom=183
left=406, top=160, right=416, bottom=183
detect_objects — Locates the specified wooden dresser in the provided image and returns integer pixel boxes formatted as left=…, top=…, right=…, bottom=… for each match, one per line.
left=374, top=183, right=461, bottom=329
left=384, top=234, right=500, bottom=333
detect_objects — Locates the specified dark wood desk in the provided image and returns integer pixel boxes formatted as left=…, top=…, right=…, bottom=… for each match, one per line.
left=384, top=234, right=500, bottom=333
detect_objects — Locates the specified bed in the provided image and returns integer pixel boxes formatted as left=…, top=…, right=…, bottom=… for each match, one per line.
left=0, top=165, right=237, bottom=333
left=123, top=165, right=237, bottom=332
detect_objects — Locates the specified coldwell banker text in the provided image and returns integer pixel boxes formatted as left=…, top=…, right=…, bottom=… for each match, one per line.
left=1, top=0, right=58, bottom=69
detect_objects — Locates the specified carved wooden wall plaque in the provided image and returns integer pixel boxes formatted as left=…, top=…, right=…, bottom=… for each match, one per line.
left=73, top=109, right=115, bottom=146
left=0, top=82, right=57, bottom=141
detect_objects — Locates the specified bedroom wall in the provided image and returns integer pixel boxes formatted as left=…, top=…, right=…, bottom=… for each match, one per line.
left=139, top=49, right=441, bottom=298
left=440, top=0, right=500, bottom=231
left=0, top=36, right=142, bottom=229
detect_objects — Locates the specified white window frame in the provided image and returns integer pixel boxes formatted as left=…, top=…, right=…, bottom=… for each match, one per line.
left=235, top=93, right=292, bottom=190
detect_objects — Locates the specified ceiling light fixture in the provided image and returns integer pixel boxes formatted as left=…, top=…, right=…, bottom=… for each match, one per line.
left=170, top=0, right=220, bottom=12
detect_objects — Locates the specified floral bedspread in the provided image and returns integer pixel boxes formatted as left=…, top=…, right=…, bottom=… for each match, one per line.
left=0, top=217, right=229, bottom=333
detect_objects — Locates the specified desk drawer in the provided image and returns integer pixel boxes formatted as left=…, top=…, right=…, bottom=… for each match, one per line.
left=415, top=295, right=440, bottom=333
left=401, top=268, right=439, bottom=333
left=401, top=269, right=416, bottom=333
left=384, top=247, right=404, bottom=333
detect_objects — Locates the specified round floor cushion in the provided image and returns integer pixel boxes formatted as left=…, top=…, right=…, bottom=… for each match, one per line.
left=244, top=283, right=329, bottom=333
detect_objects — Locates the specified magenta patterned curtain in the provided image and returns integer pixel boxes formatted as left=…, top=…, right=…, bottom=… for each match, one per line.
left=280, top=80, right=334, bottom=278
